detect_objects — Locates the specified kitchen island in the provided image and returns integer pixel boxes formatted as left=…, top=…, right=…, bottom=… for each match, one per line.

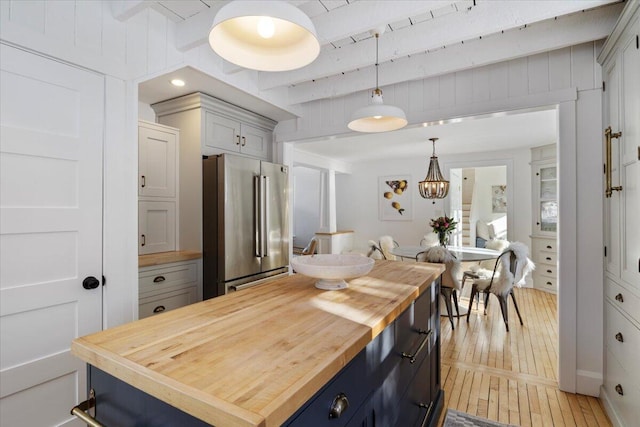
left=71, top=259, right=444, bottom=427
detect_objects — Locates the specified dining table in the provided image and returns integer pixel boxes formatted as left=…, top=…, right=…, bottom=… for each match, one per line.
left=389, top=245, right=501, bottom=262
left=390, top=245, right=502, bottom=318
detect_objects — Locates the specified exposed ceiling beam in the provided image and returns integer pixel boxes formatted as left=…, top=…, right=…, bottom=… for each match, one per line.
left=286, top=2, right=623, bottom=105
left=110, top=0, right=150, bottom=21
left=172, top=1, right=466, bottom=53
left=258, top=0, right=619, bottom=91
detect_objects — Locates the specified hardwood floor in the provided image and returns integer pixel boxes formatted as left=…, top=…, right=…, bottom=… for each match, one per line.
left=438, top=288, right=611, bottom=426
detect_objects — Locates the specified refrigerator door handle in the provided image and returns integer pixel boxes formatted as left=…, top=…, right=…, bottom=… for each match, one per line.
left=254, top=175, right=262, bottom=258
left=263, top=175, right=270, bottom=257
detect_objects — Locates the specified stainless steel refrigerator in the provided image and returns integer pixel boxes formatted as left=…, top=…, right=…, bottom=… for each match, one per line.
left=202, top=154, right=289, bottom=299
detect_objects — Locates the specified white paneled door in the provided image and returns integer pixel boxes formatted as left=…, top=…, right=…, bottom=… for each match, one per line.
left=0, top=44, right=104, bottom=426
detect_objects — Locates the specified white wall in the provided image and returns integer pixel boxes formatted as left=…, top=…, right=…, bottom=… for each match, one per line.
left=473, top=166, right=508, bottom=238
left=293, top=166, right=321, bottom=248
left=138, top=101, right=156, bottom=122
left=335, top=149, right=531, bottom=251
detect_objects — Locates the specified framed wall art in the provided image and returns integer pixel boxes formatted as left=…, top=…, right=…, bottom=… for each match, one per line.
left=492, top=185, right=507, bottom=213
left=379, top=175, right=412, bottom=221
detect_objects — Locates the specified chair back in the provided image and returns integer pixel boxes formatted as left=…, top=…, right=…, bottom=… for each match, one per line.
left=378, top=235, right=399, bottom=260
left=301, top=237, right=318, bottom=255
left=417, top=246, right=463, bottom=290
left=366, top=240, right=384, bottom=259
left=487, top=242, right=535, bottom=296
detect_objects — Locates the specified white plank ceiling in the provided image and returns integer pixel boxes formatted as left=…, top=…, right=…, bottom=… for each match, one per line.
left=132, top=0, right=622, bottom=160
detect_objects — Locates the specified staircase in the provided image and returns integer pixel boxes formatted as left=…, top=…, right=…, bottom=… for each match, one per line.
left=461, top=169, right=475, bottom=247
left=461, top=203, right=472, bottom=246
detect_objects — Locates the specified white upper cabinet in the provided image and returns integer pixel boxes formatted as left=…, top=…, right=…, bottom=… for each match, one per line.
left=138, top=122, right=178, bottom=198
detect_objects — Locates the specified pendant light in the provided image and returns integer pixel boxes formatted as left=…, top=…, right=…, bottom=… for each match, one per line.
left=418, top=138, right=450, bottom=199
left=348, top=31, right=407, bottom=133
left=209, top=1, right=320, bottom=72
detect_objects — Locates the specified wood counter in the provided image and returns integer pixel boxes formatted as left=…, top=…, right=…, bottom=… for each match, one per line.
left=138, top=250, right=202, bottom=267
left=71, top=260, right=444, bottom=427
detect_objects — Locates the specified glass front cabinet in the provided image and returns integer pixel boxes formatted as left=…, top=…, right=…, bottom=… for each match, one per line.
left=536, top=164, right=558, bottom=234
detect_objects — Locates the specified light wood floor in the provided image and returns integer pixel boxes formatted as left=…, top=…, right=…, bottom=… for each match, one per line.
left=438, top=288, right=611, bottom=426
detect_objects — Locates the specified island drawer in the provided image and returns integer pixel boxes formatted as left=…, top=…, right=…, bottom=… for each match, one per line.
left=283, top=350, right=372, bottom=426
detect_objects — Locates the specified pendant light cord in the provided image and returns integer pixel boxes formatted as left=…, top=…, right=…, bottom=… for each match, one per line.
left=375, top=33, right=379, bottom=90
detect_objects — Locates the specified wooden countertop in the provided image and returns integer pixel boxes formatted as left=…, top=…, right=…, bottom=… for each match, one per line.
left=71, top=260, right=444, bottom=427
left=138, top=250, right=202, bottom=267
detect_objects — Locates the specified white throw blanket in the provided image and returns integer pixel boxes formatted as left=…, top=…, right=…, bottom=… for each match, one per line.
left=417, top=246, right=463, bottom=290
left=470, top=241, right=535, bottom=296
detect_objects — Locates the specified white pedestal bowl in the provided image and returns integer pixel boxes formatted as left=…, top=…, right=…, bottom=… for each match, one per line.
left=291, top=254, right=375, bottom=290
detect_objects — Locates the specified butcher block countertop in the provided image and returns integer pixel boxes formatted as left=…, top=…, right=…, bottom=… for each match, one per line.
left=71, top=259, right=444, bottom=427
left=138, top=250, right=202, bottom=267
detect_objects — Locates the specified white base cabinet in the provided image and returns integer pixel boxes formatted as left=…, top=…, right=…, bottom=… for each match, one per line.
left=139, top=260, right=200, bottom=319
left=598, top=2, right=640, bottom=426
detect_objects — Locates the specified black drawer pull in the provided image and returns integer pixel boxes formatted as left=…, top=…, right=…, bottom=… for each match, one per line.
left=546, top=282, right=552, bottom=286
left=153, top=305, right=166, bottom=313
left=546, top=269, right=553, bottom=273
left=153, top=276, right=166, bottom=283
left=401, top=329, right=432, bottom=364
left=141, top=234, right=146, bottom=247
left=615, top=332, right=624, bottom=343
left=545, top=257, right=552, bottom=261
left=328, top=393, right=349, bottom=419
left=141, top=175, right=146, bottom=188
left=615, top=293, right=624, bottom=303
left=546, top=245, right=552, bottom=249
left=418, top=402, right=434, bottom=427
left=615, top=384, right=624, bottom=395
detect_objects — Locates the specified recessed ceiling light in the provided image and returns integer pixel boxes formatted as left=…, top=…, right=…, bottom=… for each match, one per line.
left=170, top=79, right=185, bottom=87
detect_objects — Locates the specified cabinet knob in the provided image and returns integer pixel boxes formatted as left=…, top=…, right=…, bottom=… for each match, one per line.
left=328, top=393, right=349, bottom=419
left=615, top=293, right=624, bottom=303
left=615, top=384, right=624, bottom=396
left=615, top=332, right=624, bottom=342
left=153, top=305, right=166, bottom=313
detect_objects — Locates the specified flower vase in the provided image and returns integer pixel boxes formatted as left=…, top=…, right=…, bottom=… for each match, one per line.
left=438, top=231, right=448, bottom=247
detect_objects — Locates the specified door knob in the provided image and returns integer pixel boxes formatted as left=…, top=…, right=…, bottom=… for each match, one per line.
left=82, top=276, right=100, bottom=290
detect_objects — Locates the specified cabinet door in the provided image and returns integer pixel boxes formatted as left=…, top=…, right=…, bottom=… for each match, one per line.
left=604, top=60, right=622, bottom=278
left=138, top=126, right=176, bottom=197
left=241, top=123, right=271, bottom=159
left=533, top=163, right=558, bottom=235
left=204, top=111, right=241, bottom=154
left=139, top=201, right=176, bottom=254
left=620, top=23, right=640, bottom=287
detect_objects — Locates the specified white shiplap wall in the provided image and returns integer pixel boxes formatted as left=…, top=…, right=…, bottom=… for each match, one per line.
left=276, top=41, right=602, bottom=142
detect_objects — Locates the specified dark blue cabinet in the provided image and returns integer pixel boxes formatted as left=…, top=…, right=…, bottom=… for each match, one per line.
left=85, top=282, right=442, bottom=427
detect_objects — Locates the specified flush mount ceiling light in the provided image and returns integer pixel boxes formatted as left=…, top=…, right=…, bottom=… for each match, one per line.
left=418, top=138, right=450, bottom=199
left=347, top=31, right=407, bottom=133
left=170, top=79, right=185, bottom=87
left=209, top=0, right=320, bottom=72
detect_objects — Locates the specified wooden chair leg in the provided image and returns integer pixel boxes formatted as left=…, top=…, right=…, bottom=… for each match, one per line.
left=498, top=295, right=509, bottom=332
left=510, top=289, right=524, bottom=325
left=452, top=289, right=460, bottom=317
left=440, top=286, right=455, bottom=330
